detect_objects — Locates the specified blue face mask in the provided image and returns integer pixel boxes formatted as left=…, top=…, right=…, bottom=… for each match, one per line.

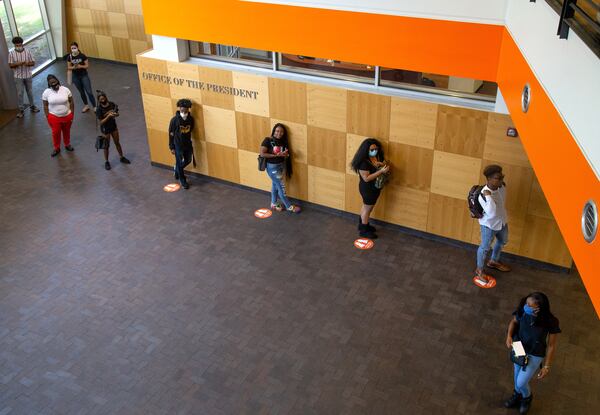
left=523, top=304, right=537, bottom=316
left=369, top=149, right=378, bottom=157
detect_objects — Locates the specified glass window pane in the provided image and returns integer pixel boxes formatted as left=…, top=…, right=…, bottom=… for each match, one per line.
left=26, top=32, right=51, bottom=72
left=190, top=41, right=272, bottom=66
left=380, top=67, right=497, bottom=100
left=279, top=54, right=374, bottom=83
left=12, top=0, right=44, bottom=41
left=0, top=0, right=13, bottom=49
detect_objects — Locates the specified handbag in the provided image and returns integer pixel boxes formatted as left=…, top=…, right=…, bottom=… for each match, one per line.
left=95, top=135, right=108, bottom=151
left=374, top=167, right=390, bottom=189
left=258, top=155, right=267, bottom=171
left=510, top=349, right=529, bottom=370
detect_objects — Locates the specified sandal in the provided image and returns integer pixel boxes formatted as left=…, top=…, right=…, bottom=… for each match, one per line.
left=487, top=261, right=511, bottom=272
left=287, top=204, right=301, bottom=214
left=270, top=202, right=283, bottom=212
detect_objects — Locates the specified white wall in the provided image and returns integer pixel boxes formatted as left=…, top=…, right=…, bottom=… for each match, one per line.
left=45, top=0, right=65, bottom=57
left=505, top=0, right=600, bottom=179
left=243, top=0, right=508, bottom=24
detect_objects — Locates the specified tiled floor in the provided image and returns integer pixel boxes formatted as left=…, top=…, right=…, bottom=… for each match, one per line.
left=0, top=61, right=599, bottom=415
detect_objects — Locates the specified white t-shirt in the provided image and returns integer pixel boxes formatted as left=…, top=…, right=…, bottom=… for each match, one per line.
left=478, top=184, right=508, bottom=231
left=42, top=86, right=72, bottom=117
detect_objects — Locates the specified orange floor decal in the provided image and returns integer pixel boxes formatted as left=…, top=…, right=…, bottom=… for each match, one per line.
left=354, top=238, right=374, bottom=250
left=254, top=208, right=273, bottom=219
left=163, top=183, right=181, bottom=192
left=472, top=275, right=497, bottom=289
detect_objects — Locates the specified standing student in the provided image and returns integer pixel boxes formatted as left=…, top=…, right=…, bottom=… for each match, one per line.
left=350, top=138, right=389, bottom=239
left=260, top=123, right=301, bottom=213
left=42, top=75, right=74, bottom=157
left=96, top=91, right=130, bottom=170
left=504, top=292, right=560, bottom=414
left=475, top=164, right=511, bottom=284
left=8, top=36, right=39, bottom=118
left=67, top=42, right=96, bottom=113
left=169, top=99, right=195, bottom=189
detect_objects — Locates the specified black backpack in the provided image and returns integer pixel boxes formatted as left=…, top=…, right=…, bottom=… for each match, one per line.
left=467, top=185, right=486, bottom=219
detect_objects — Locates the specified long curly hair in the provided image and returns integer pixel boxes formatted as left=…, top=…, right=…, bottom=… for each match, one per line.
left=516, top=292, right=558, bottom=327
left=350, top=138, right=385, bottom=173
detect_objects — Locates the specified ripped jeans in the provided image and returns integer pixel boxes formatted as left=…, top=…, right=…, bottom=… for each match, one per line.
left=266, top=162, right=292, bottom=209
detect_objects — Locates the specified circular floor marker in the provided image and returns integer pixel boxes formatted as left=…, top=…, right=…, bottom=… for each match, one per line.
left=354, top=238, right=374, bottom=250
left=163, top=183, right=181, bottom=192
left=472, top=275, right=497, bottom=289
left=254, top=208, right=273, bottom=219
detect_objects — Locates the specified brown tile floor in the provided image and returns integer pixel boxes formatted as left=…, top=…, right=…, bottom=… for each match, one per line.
left=0, top=61, right=599, bottom=415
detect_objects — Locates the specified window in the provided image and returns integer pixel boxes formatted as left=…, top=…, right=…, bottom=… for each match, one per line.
left=1, top=0, right=55, bottom=74
left=279, top=54, right=375, bottom=83
left=190, top=42, right=272, bottom=67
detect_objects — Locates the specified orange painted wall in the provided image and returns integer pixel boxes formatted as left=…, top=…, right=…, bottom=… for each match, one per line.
left=140, top=0, right=600, bottom=315
left=141, top=0, right=503, bottom=82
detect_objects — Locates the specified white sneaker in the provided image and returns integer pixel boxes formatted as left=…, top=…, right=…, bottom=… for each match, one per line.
left=81, top=105, right=90, bottom=113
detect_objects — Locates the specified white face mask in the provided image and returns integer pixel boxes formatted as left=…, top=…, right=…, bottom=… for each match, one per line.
left=180, top=112, right=188, bottom=120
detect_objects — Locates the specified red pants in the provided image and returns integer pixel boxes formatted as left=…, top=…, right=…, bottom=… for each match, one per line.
left=48, top=112, right=73, bottom=150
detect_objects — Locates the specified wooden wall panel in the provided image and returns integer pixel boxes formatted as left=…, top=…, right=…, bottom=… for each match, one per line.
left=527, top=177, right=554, bottom=219
left=88, top=0, right=107, bottom=10
left=238, top=149, right=272, bottom=191
left=435, top=105, right=488, bottom=158
left=125, top=13, right=147, bottom=42
left=199, top=67, right=235, bottom=110
left=107, top=11, right=128, bottom=38
left=430, top=151, right=482, bottom=199
left=138, top=57, right=170, bottom=97
left=307, top=127, right=346, bottom=173
left=236, top=112, right=271, bottom=153
left=287, top=162, right=308, bottom=201
left=203, top=106, right=237, bottom=148
left=308, top=166, right=345, bottom=210
left=483, top=113, right=531, bottom=168
left=268, top=78, right=307, bottom=124
left=146, top=129, right=173, bottom=166
left=73, top=8, right=94, bottom=31
left=387, top=142, right=434, bottom=191
left=520, top=215, right=573, bottom=267
left=232, top=73, right=270, bottom=117
left=189, top=140, right=208, bottom=176
left=427, top=193, right=475, bottom=243
left=112, top=37, right=131, bottom=62
left=273, top=119, right=308, bottom=165
left=206, top=143, right=240, bottom=183
left=77, top=32, right=99, bottom=56
left=389, top=97, right=437, bottom=149
left=307, top=85, right=347, bottom=132
left=129, top=39, right=150, bottom=62
left=107, top=0, right=125, bottom=13
left=347, top=91, right=390, bottom=139
left=168, top=62, right=202, bottom=104
left=384, top=185, right=430, bottom=231
left=141, top=94, right=172, bottom=133
left=90, top=10, right=110, bottom=36
left=345, top=133, right=367, bottom=175
left=123, top=0, right=142, bottom=14
left=95, top=34, right=115, bottom=60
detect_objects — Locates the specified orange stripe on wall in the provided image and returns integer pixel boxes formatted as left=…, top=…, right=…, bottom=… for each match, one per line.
left=141, top=0, right=503, bottom=81
left=497, top=29, right=600, bottom=315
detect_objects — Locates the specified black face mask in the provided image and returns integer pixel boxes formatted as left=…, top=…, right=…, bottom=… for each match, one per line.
left=50, top=83, right=60, bottom=91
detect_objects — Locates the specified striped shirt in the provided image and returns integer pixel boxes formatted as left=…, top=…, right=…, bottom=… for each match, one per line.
left=8, top=49, right=34, bottom=79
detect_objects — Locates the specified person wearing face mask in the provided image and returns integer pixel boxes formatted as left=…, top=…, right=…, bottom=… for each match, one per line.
left=67, top=42, right=96, bottom=113
left=504, top=292, right=560, bottom=414
left=8, top=37, right=39, bottom=118
left=42, top=74, right=74, bottom=157
left=350, top=138, right=390, bottom=239
left=169, top=99, right=195, bottom=189
left=96, top=91, right=130, bottom=170
left=259, top=123, right=301, bottom=213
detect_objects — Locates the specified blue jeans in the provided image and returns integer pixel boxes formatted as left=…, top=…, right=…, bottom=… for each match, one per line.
left=72, top=74, right=96, bottom=107
left=513, top=354, right=544, bottom=398
left=14, top=77, right=34, bottom=110
left=266, top=162, right=291, bottom=209
left=477, top=224, right=508, bottom=269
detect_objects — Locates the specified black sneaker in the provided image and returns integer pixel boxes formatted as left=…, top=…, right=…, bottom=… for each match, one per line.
left=105, top=161, right=111, bottom=170
left=120, top=156, right=131, bottom=164
left=181, top=181, right=190, bottom=190
left=30, top=106, right=40, bottom=113
left=65, top=145, right=74, bottom=151
left=16, top=111, right=24, bottom=118
left=51, top=149, right=60, bottom=157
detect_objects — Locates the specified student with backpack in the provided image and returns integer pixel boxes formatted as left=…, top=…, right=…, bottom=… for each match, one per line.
left=471, top=164, right=511, bottom=286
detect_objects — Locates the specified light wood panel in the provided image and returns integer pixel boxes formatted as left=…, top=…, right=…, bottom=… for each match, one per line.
left=206, top=142, right=240, bottom=183
left=430, top=151, right=482, bottom=199
left=198, top=67, right=235, bottom=110
left=90, top=10, right=110, bottom=36
left=106, top=0, right=125, bottom=13
left=107, top=11, right=128, bottom=38
left=146, top=129, right=173, bottom=166
left=483, top=113, right=531, bottom=168
left=129, top=39, right=150, bottom=62
left=236, top=112, right=271, bottom=153
left=272, top=119, right=307, bottom=165
left=112, top=37, right=131, bottom=62
left=427, top=193, right=476, bottom=242
left=387, top=142, right=434, bottom=191
left=347, top=91, right=390, bottom=139
left=125, top=13, right=146, bottom=41
left=268, top=78, right=307, bottom=124
left=238, top=149, right=272, bottom=191
left=384, top=185, right=430, bottom=231
left=73, top=8, right=94, bottom=31
left=141, top=94, right=173, bottom=133
left=307, top=126, right=346, bottom=172
left=95, top=34, right=115, bottom=60
left=345, top=174, right=386, bottom=220
left=123, top=0, right=142, bottom=14
left=71, top=0, right=90, bottom=9
left=202, top=106, right=237, bottom=148
left=232, top=72, right=269, bottom=117
left=189, top=140, right=208, bottom=176
left=308, top=166, right=345, bottom=210
left=435, top=105, right=488, bottom=158
left=88, top=0, right=107, bottom=10
left=389, top=97, right=437, bottom=149
left=138, top=57, right=170, bottom=97
left=77, top=32, right=99, bottom=56
left=307, top=85, right=347, bottom=132
left=345, top=133, right=366, bottom=175
left=520, top=215, right=573, bottom=267
left=527, top=177, right=554, bottom=219
left=168, top=61, right=202, bottom=104
left=287, top=162, right=308, bottom=201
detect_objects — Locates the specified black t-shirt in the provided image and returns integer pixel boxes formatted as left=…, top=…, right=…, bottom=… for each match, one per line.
left=513, top=309, right=561, bottom=357
left=96, top=102, right=117, bottom=132
left=68, top=53, right=88, bottom=76
left=261, top=137, right=287, bottom=164
left=358, top=160, right=377, bottom=183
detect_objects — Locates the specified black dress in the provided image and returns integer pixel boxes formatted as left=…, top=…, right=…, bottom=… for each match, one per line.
left=358, top=159, right=381, bottom=205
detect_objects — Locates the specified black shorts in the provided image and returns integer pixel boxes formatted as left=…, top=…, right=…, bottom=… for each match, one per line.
left=101, top=125, right=117, bottom=135
left=359, top=181, right=381, bottom=205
